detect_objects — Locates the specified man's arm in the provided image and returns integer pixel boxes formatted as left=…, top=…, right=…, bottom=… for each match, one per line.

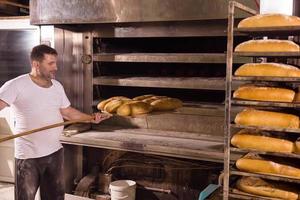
left=0, top=99, right=9, bottom=111
left=60, top=106, right=111, bottom=123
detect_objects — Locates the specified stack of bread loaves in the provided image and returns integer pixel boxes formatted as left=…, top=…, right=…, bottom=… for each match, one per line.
left=97, top=95, right=182, bottom=116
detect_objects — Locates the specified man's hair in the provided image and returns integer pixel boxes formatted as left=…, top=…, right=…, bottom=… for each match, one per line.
left=30, top=44, right=57, bottom=62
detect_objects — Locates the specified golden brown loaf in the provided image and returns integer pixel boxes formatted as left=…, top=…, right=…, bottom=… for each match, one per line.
left=142, top=96, right=167, bottom=104
left=234, top=108, right=299, bottom=129
left=117, top=101, right=153, bottom=116
left=295, top=138, right=300, bottom=154
left=237, top=177, right=298, bottom=200
left=293, top=92, right=300, bottom=102
left=103, top=99, right=131, bottom=113
left=97, top=96, right=131, bottom=111
left=236, top=155, right=300, bottom=178
left=234, top=39, right=300, bottom=52
left=231, top=130, right=294, bottom=153
left=132, top=94, right=155, bottom=101
left=150, top=98, right=183, bottom=111
left=238, top=14, right=300, bottom=28
left=235, top=63, right=300, bottom=77
left=233, top=85, right=295, bottom=102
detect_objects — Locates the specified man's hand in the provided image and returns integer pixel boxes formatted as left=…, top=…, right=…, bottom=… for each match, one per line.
left=91, top=112, right=112, bottom=123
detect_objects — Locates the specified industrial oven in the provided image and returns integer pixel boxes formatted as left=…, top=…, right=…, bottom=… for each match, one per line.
left=29, top=0, right=257, bottom=199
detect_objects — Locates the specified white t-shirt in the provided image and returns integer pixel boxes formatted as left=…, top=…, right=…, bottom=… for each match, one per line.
left=0, top=74, right=71, bottom=159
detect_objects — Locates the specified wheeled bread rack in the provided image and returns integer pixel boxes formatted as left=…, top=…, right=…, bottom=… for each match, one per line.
left=224, top=1, right=300, bottom=199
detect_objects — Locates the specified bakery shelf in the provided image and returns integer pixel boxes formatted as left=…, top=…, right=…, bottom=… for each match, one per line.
left=93, top=76, right=234, bottom=90
left=235, top=26, right=300, bottom=36
left=230, top=124, right=300, bottom=134
left=231, top=99, right=300, bottom=108
left=93, top=53, right=251, bottom=64
left=234, top=52, right=300, bottom=58
left=233, top=76, right=300, bottom=82
left=230, top=147, right=300, bottom=159
left=230, top=170, right=300, bottom=184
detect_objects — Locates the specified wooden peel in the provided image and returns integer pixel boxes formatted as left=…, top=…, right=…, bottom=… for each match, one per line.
left=0, top=116, right=94, bottom=143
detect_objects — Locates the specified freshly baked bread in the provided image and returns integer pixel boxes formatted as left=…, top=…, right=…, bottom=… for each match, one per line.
left=235, top=63, right=300, bottom=77
left=231, top=129, right=294, bottom=153
left=142, top=96, right=167, bottom=104
left=237, top=177, right=298, bottom=200
left=234, top=39, right=300, bottom=52
left=103, top=99, right=131, bottom=113
left=132, top=94, right=155, bottom=101
left=117, top=101, right=153, bottom=116
left=234, top=108, right=299, bottom=129
left=295, top=138, right=300, bottom=154
left=233, top=85, right=295, bottom=102
left=150, top=98, right=182, bottom=111
left=236, top=154, right=300, bottom=178
left=238, top=14, right=300, bottom=28
left=97, top=96, right=131, bottom=111
left=293, top=92, right=300, bottom=102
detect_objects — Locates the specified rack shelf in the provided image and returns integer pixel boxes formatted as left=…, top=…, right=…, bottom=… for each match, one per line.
left=235, top=26, right=300, bottom=36
left=93, top=76, right=236, bottom=90
left=234, top=52, right=300, bottom=58
left=230, top=147, right=300, bottom=159
left=230, top=124, right=300, bottom=134
left=93, top=53, right=251, bottom=64
left=230, top=170, right=300, bottom=184
left=232, top=99, right=300, bottom=108
left=233, top=76, right=300, bottom=82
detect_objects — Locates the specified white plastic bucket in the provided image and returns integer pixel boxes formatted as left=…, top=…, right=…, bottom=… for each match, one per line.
left=109, top=180, right=136, bottom=200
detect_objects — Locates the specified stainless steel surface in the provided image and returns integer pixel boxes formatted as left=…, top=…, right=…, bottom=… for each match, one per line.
left=54, top=28, right=85, bottom=110
left=83, top=32, right=93, bottom=113
left=234, top=52, right=300, bottom=57
left=232, top=99, right=300, bottom=108
left=236, top=26, right=300, bottom=36
left=93, top=53, right=251, bottom=64
left=233, top=76, right=300, bottom=82
left=60, top=128, right=225, bottom=163
left=30, top=0, right=257, bottom=25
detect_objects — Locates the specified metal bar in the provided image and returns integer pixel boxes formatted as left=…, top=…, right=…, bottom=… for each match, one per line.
left=230, top=147, right=300, bottom=159
left=233, top=76, right=300, bottom=82
left=231, top=124, right=300, bottom=134
left=234, top=52, right=300, bottom=57
left=0, top=0, right=29, bottom=9
left=224, top=1, right=236, bottom=200
left=83, top=32, right=93, bottom=113
left=232, top=99, right=300, bottom=108
left=232, top=1, right=257, bottom=15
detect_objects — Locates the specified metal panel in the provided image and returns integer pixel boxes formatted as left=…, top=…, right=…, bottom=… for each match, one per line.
left=30, top=0, right=257, bottom=25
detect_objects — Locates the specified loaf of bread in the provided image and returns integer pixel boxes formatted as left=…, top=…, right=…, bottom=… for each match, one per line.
left=117, top=101, right=153, bottom=116
left=295, top=138, right=300, bottom=154
left=231, top=130, right=294, bottom=153
left=150, top=98, right=182, bottom=111
left=104, top=99, right=131, bottom=113
left=234, top=108, right=299, bottom=129
left=233, top=85, right=295, bottom=102
left=97, top=96, right=131, bottom=111
left=132, top=94, right=155, bottom=101
left=235, top=63, right=300, bottom=77
left=236, top=154, right=300, bottom=178
left=293, top=92, right=300, bottom=103
left=234, top=39, right=300, bottom=52
left=142, top=96, right=167, bottom=104
left=238, top=14, right=300, bottom=28
left=237, top=177, right=298, bottom=200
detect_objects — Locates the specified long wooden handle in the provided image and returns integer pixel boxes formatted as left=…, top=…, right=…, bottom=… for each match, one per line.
left=0, top=116, right=94, bottom=143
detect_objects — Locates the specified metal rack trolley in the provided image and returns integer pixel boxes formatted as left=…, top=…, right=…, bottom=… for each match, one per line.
left=224, top=1, right=300, bottom=199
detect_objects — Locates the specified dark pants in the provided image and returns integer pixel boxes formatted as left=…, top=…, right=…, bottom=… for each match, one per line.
left=15, top=148, right=65, bottom=200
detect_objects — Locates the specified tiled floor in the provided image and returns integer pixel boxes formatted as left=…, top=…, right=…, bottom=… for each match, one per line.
left=0, top=182, right=93, bottom=200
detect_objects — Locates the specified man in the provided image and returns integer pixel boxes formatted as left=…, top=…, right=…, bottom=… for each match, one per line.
left=0, top=44, right=111, bottom=200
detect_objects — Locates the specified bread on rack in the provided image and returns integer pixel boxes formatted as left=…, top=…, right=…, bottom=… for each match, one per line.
left=231, top=129, right=294, bottom=153
left=234, top=63, right=300, bottom=77
left=233, top=85, right=295, bottom=102
left=236, top=154, right=300, bottom=178
left=295, top=138, right=300, bottom=154
left=117, top=101, right=153, bottom=116
left=236, top=176, right=298, bottom=200
left=97, top=96, right=131, bottom=111
left=234, top=108, right=299, bottom=129
left=234, top=39, right=300, bottom=52
left=238, top=13, right=300, bottom=28
left=132, top=94, right=155, bottom=101
left=150, top=97, right=183, bottom=111
left=103, top=99, right=131, bottom=113
left=142, top=96, right=168, bottom=104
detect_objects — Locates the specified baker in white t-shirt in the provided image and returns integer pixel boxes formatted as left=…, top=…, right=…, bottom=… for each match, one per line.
left=0, top=44, right=111, bottom=200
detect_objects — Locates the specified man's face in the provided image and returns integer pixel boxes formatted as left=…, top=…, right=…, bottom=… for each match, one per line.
left=37, top=54, right=58, bottom=80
